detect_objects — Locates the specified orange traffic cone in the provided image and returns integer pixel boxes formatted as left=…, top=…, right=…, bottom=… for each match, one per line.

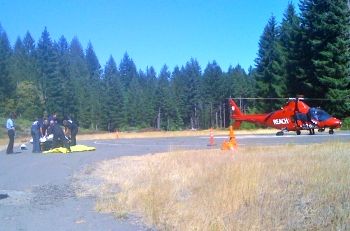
left=221, top=125, right=237, bottom=151
left=207, top=128, right=216, bottom=146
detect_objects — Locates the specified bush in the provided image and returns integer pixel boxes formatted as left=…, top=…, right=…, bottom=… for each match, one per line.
left=0, top=116, right=32, bottom=138
left=239, top=121, right=265, bottom=130
left=341, top=117, right=350, bottom=130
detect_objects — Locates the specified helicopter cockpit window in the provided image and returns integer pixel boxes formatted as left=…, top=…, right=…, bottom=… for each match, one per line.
left=309, top=108, right=331, bottom=121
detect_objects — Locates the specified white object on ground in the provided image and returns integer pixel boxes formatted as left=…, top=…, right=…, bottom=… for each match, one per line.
left=40, top=137, right=46, bottom=143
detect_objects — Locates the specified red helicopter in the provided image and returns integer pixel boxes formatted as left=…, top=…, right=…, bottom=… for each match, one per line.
left=229, top=98, right=342, bottom=135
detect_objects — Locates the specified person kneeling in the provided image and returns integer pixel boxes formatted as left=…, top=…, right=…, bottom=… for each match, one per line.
left=50, top=120, right=71, bottom=152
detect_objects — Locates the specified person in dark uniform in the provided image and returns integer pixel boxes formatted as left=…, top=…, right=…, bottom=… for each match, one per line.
left=41, top=119, right=50, bottom=137
left=63, top=120, right=78, bottom=146
left=6, top=112, right=16, bottom=154
left=31, top=118, right=41, bottom=153
left=48, top=113, right=57, bottom=123
left=50, top=120, right=71, bottom=151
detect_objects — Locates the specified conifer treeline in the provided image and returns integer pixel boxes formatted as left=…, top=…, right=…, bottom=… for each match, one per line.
left=0, top=1, right=349, bottom=130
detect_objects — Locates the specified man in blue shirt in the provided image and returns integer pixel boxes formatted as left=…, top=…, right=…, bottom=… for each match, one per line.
left=6, top=112, right=16, bottom=154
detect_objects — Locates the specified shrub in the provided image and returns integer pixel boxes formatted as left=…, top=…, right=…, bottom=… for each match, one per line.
left=341, top=117, right=350, bottom=130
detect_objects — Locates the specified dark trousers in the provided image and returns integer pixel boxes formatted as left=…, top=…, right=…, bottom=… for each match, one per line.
left=70, top=128, right=78, bottom=146
left=53, top=137, right=71, bottom=150
left=7, top=129, right=15, bottom=154
left=31, top=128, right=41, bottom=153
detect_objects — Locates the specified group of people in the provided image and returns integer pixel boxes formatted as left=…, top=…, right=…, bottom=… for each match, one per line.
left=6, top=112, right=78, bottom=154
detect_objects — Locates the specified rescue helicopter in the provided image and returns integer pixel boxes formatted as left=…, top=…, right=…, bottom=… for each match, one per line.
left=229, top=97, right=342, bottom=136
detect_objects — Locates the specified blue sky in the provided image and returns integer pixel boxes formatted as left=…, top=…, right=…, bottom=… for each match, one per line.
left=0, top=0, right=296, bottom=73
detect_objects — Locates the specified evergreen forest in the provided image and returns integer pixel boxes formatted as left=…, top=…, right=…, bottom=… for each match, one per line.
left=1, top=1, right=349, bottom=131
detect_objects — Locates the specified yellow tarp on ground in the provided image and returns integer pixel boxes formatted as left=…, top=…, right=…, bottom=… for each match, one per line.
left=43, top=145, right=96, bottom=154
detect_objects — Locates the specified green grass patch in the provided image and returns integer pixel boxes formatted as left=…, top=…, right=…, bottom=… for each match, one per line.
left=341, top=117, right=350, bottom=130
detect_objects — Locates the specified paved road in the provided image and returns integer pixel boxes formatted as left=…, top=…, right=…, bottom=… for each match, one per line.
left=1, top=131, right=349, bottom=231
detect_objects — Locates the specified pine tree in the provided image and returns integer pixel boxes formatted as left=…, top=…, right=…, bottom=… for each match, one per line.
left=57, top=36, right=78, bottom=119
left=280, top=3, right=303, bottom=96
left=48, top=42, right=65, bottom=115
left=69, top=37, right=90, bottom=128
left=220, top=65, right=255, bottom=126
left=202, top=61, right=223, bottom=128
left=11, top=37, right=26, bottom=84
left=22, top=32, right=39, bottom=84
left=102, top=56, right=126, bottom=131
left=202, top=61, right=223, bottom=103
left=300, top=0, right=350, bottom=115
left=140, top=67, right=158, bottom=127
left=11, top=36, right=43, bottom=118
left=119, top=52, right=137, bottom=89
left=119, top=53, right=142, bottom=128
left=223, top=65, right=252, bottom=98
left=155, top=65, right=183, bottom=130
left=0, top=24, right=14, bottom=114
left=125, top=73, right=144, bottom=128
left=36, top=27, right=62, bottom=115
left=183, top=58, right=201, bottom=129
left=85, top=42, right=102, bottom=129
left=171, top=66, right=187, bottom=127
left=255, top=16, right=286, bottom=111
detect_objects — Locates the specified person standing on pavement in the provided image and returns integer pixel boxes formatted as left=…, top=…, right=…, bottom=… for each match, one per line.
left=31, top=118, right=41, bottom=153
left=6, top=112, right=16, bottom=154
left=63, top=119, right=78, bottom=146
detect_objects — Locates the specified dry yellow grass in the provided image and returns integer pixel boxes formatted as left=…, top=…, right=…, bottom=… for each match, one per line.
left=74, top=142, right=350, bottom=230
left=76, top=128, right=277, bottom=140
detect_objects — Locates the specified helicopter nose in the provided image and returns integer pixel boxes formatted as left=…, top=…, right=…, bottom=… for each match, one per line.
left=332, top=119, right=342, bottom=127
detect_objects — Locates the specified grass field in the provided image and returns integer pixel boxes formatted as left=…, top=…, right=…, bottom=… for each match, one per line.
left=74, top=142, right=350, bottom=230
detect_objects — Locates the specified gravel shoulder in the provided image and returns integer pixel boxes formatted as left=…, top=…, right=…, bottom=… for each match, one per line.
left=0, top=140, right=153, bottom=231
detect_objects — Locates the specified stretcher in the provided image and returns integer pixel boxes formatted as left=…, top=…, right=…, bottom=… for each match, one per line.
left=43, top=144, right=96, bottom=154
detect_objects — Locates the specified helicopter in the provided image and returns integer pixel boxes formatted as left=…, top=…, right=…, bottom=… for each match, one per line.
left=229, top=97, right=342, bottom=136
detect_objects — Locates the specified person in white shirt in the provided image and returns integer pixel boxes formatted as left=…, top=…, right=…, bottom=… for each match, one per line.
left=6, top=112, right=16, bottom=154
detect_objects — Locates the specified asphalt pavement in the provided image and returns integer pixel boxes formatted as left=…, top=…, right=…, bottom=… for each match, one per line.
left=1, top=131, right=349, bottom=231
